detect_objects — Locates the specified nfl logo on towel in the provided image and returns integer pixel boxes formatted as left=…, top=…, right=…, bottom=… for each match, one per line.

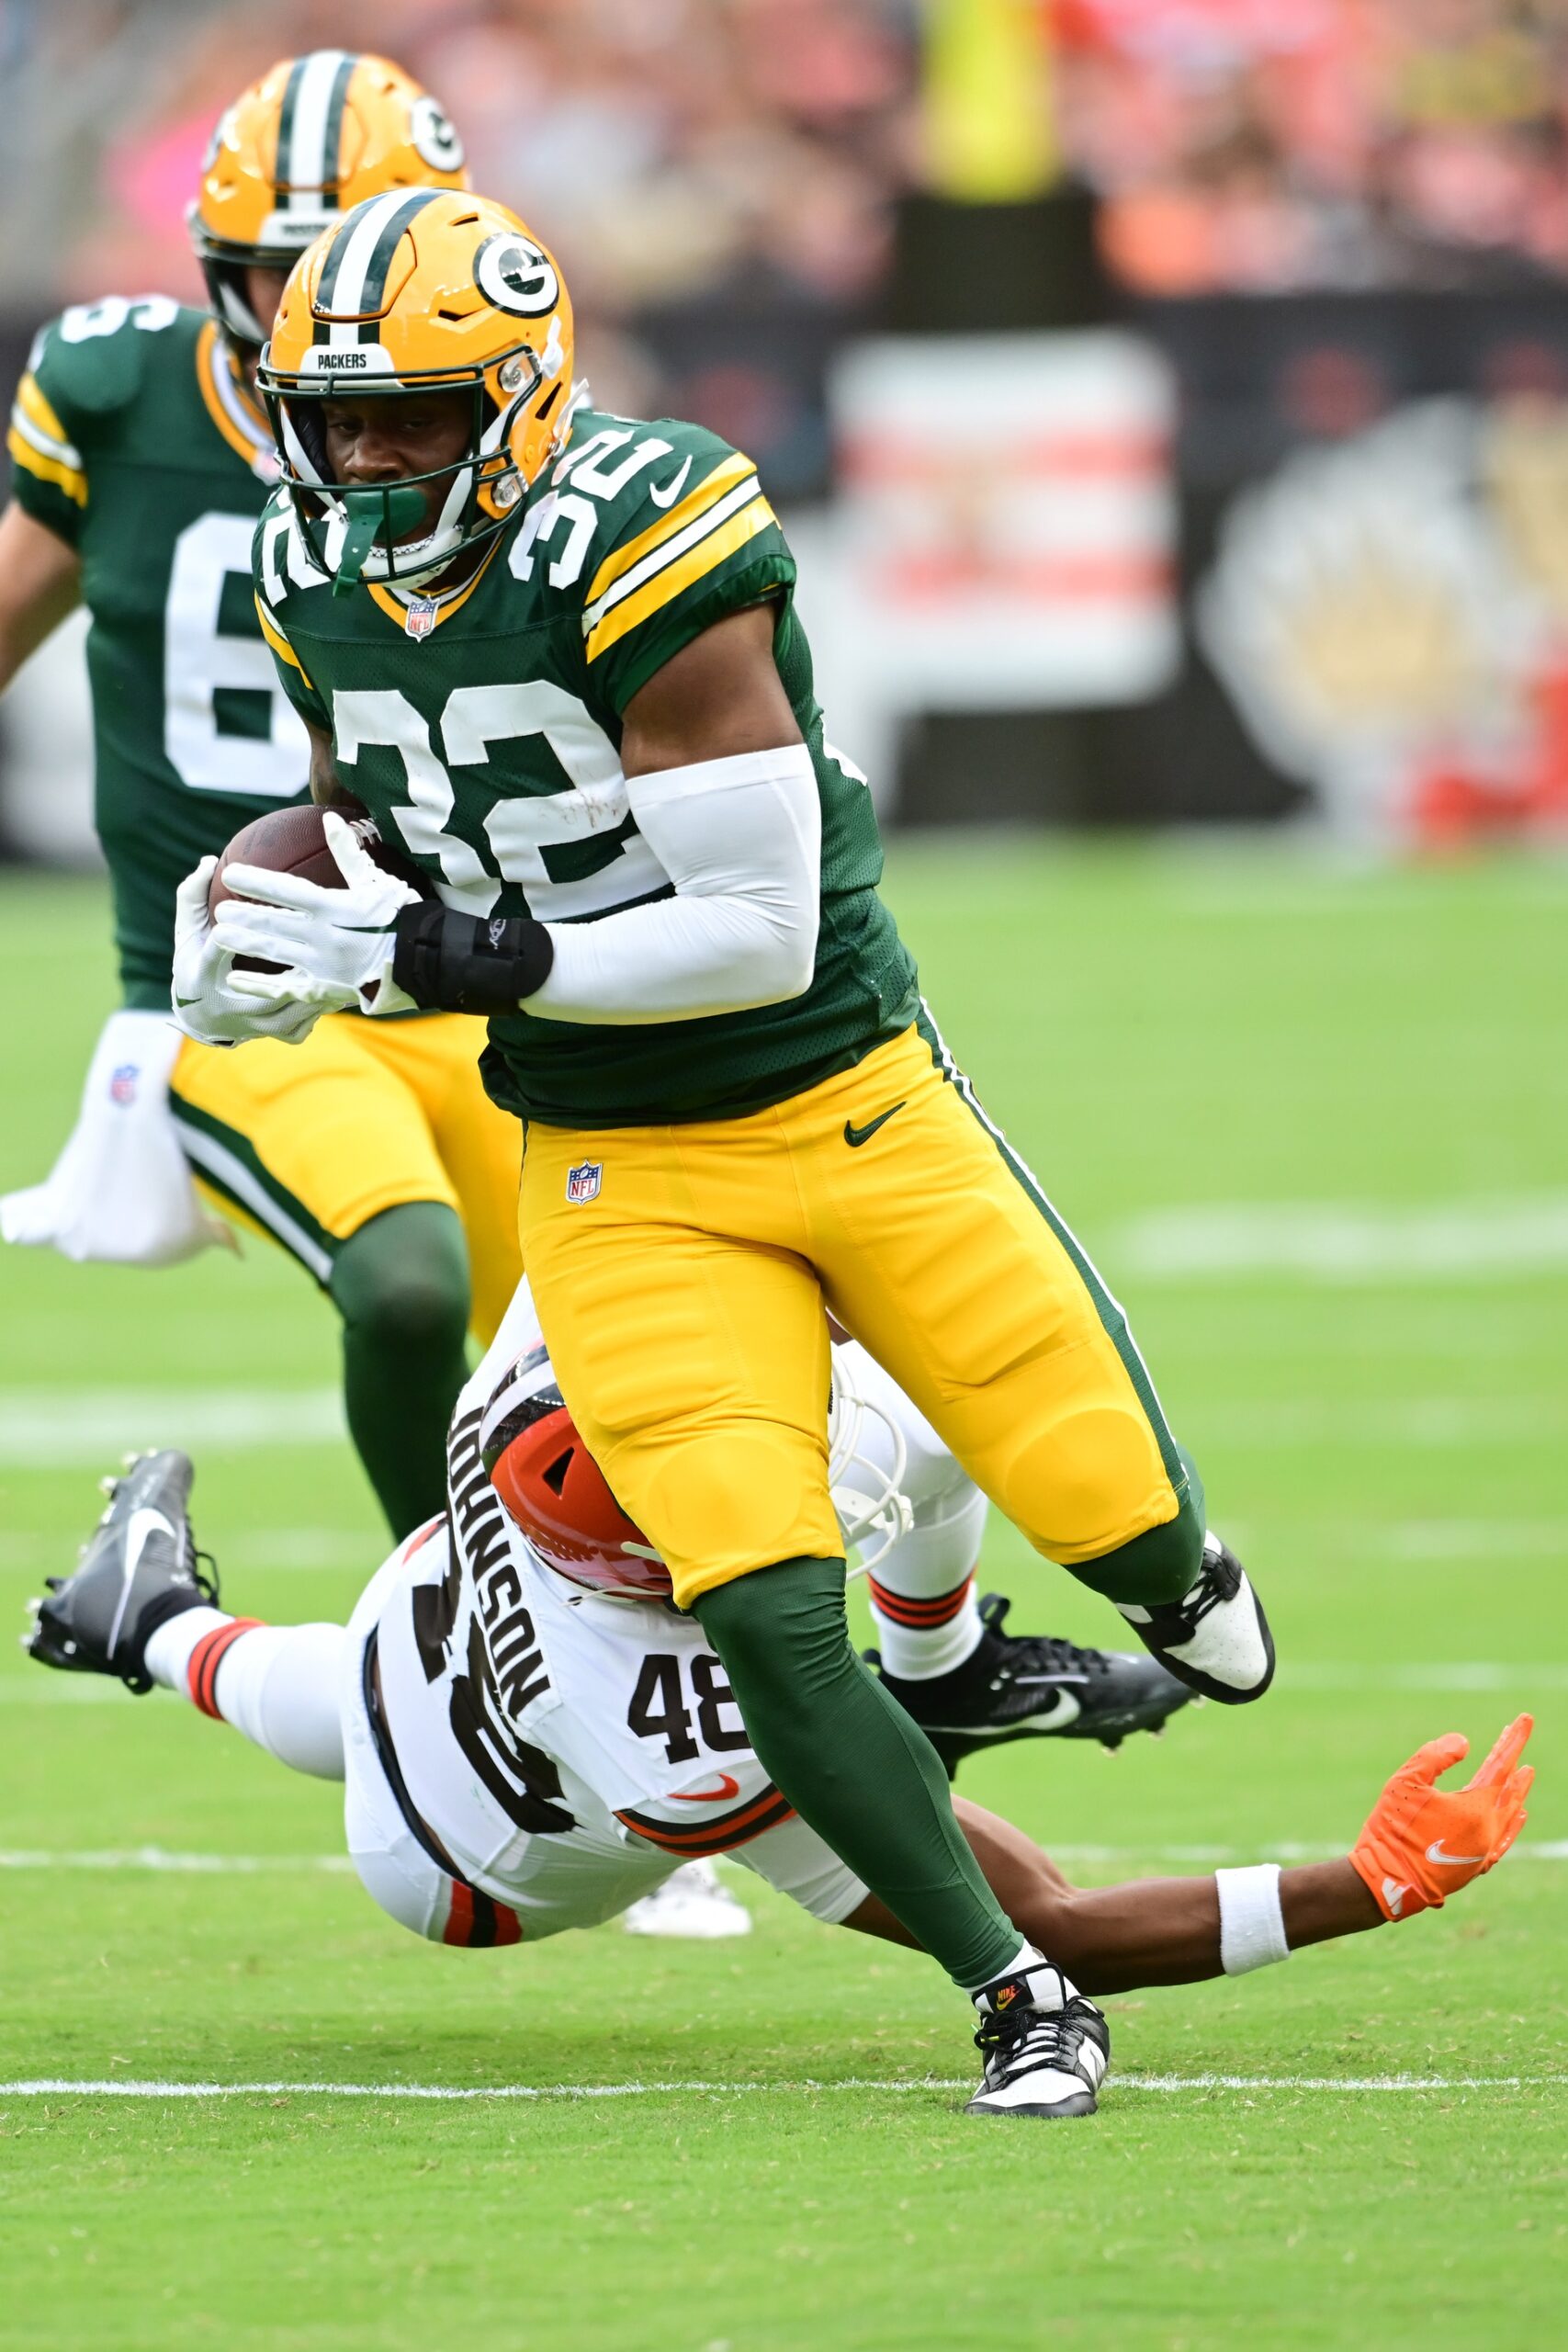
left=566, top=1160, right=603, bottom=1204
left=109, top=1063, right=139, bottom=1105
left=404, top=598, right=439, bottom=641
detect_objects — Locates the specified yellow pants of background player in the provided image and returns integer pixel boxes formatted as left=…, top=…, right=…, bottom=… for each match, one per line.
left=171, top=1012, right=522, bottom=1341
left=520, top=1018, right=1190, bottom=1610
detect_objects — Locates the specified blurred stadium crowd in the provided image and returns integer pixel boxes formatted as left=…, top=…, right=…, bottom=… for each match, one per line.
left=5, top=1, right=1568, bottom=844
left=6, top=3, right=1568, bottom=317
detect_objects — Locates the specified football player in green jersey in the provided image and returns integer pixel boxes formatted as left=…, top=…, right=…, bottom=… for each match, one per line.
left=0, top=55, right=529, bottom=1539
left=200, top=187, right=1278, bottom=2117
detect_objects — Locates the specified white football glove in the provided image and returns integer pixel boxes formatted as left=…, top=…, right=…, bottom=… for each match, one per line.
left=213, top=812, right=423, bottom=1018
left=170, top=858, right=325, bottom=1048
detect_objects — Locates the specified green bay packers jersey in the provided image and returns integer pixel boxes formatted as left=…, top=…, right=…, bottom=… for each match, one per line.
left=6, top=299, right=310, bottom=1005
left=254, top=410, right=919, bottom=1127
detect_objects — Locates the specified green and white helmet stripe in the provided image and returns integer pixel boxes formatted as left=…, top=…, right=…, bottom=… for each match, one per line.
left=312, top=187, right=445, bottom=346
left=272, top=49, right=357, bottom=222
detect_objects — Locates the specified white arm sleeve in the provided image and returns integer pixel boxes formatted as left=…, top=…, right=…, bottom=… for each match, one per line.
left=526, top=743, right=820, bottom=1024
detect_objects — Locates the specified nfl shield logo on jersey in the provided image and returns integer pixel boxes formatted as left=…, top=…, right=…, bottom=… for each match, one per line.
left=565, top=1160, right=603, bottom=1205
left=404, top=598, right=439, bottom=641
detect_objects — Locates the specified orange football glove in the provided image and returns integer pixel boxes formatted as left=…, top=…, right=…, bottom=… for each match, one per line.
left=1350, top=1714, right=1534, bottom=1921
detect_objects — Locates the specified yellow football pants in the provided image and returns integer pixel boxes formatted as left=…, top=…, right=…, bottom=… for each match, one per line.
left=520, top=1018, right=1190, bottom=1610
left=171, top=1012, right=522, bottom=1342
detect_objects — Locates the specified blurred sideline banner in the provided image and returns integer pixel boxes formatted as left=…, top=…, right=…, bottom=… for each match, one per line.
left=829, top=331, right=1179, bottom=711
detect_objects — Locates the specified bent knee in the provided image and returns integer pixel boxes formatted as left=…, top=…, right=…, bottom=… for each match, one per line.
left=332, top=1208, right=472, bottom=1346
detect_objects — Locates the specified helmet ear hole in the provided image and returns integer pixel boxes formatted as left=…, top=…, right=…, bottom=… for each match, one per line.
left=541, top=1448, right=572, bottom=1497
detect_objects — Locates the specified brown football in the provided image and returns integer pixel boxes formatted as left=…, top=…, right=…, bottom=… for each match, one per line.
left=209, top=801, right=433, bottom=972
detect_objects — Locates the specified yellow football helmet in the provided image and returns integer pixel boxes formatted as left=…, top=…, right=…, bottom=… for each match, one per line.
left=189, top=51, right=468, bottom=346
left=258, top=190, right=578, bottom=591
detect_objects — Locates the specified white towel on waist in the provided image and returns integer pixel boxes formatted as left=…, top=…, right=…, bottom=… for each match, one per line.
left=1, top=1009, right=233, bottom=1265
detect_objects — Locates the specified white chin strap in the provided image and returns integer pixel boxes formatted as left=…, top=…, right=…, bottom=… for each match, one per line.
left=828, top=1352, right=913, bottom=1575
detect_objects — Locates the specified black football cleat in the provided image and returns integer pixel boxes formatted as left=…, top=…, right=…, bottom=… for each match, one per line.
left=1114, top=1533, right=1275, bottom=1705
left=965, top=1960, right=1110, bottom=2120
left=869, top=1592, right=1192, bottom=1775
left=23, top=1450, right=215, bottom=1694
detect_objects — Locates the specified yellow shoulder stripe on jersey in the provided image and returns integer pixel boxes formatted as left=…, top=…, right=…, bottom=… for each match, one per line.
left=584, top=452, right=757, bottom=608
left=584, top=493, right=777, bottom=664
left=254, top=594, right=315, bottom=691
left=195, top=320, right=271, bottom=468
left=15, top=371, right=79, bottom=458
left=8, top=371, right=87, bottom=503
left=6, top=422, right=86, bottom=506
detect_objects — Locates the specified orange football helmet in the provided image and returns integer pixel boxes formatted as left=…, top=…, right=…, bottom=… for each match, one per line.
left=480, top=1345, right=671, bottom=1601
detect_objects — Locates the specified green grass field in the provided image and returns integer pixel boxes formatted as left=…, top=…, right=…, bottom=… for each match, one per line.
left=1, top=842, right=1563, bottom=2351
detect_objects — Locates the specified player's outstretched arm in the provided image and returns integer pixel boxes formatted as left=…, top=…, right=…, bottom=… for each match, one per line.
left=839, top=1719, right=1534, bottom=1995
left=0, top=500, right=81, bottom=694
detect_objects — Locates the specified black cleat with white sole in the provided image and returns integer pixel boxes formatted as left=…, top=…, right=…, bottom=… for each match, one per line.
left=1115, top=1533, right=1275, bottom=1705
left=23, top=1450, right=214, bottom=1694
left=965, top=1960, right=1110, bottom=2120
left=869, top=1593, right=1192, bottom=1776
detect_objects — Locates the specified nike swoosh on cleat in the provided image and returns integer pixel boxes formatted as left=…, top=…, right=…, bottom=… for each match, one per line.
left=670, top=1773, right=742, bottom=1804
left=928, top=1690, right=1082, bottom=1736
left=106, top=1509, right=176, bottom=1659
left=1426, top=1839, right=1485, bottom=1867
left=648, top=456, right=694, bottom=509
left=843, top=1102, right=907, bottom=1148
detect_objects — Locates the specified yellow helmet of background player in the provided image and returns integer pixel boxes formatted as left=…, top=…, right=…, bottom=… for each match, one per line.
left=257, top=189, right=578, bottom=592
left=188, top=51, right=468, bottom=347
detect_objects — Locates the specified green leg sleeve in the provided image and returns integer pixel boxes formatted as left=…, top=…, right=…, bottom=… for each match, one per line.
left=329, top=1202, right=472, bottom=1540
left=1069, top=1448, right=1207, bottom=1607
left=695, top=1556, right=1025, bottom=1992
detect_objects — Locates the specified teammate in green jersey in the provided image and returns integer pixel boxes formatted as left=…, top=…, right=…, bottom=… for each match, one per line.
left=196, top=187, right=1277, bottom=2118
left=0, top=54, right=526, bottom=1538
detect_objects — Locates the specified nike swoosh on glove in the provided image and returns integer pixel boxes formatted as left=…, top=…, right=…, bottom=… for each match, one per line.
left=213, top=812, right=423, bottom=1019
left=170, top=858, right=325, bottom=1048
left=1350, top=1713, right=1534, bottom=1921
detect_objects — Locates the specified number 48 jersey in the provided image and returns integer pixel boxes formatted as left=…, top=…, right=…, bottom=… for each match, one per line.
left=253, top=409, right=919, bottom=1128
left=7, top=300, right=310, bottom=1005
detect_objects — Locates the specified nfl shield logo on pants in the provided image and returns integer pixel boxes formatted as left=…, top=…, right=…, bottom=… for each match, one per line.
left=565, top=1160, right=603, bottom=1204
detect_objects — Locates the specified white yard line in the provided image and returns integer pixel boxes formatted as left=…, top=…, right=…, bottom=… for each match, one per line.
left=0, top=1848, right=355, bottom=1873
left=2, top=1842, right=1563, bottom=1872
left=0, top=1390, right=344, bottom=1466
left=0, top=2075, right=1556, bottom=2101
left=1114, top=1193, right=1568, bottom=1283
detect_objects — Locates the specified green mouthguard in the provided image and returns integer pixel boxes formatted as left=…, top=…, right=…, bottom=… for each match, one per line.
left=333, top=485, right=429, bottom=597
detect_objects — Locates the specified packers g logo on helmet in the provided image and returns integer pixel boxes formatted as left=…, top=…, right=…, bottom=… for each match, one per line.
left=188, top=51, right=469, bottom=347
left=257, top=189, right=578, bottom=593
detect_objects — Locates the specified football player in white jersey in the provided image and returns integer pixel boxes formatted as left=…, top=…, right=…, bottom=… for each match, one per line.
left=28, top=1302, right=1534, bottom=2117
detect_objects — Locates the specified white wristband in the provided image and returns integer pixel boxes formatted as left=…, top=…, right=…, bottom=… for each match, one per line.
left=1215, top=1863, right=1290, bottom=1974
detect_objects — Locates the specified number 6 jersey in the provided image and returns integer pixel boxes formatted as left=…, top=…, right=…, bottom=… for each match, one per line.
left=252, top=408, right=919, bottom=1127
left=7, top=300, right=310, bottom=1005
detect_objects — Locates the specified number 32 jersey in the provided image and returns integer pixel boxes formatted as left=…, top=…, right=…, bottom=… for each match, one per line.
left=253, top=409, right=919, bottom=1127
left=7, top=300, right=310, bottom=1005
